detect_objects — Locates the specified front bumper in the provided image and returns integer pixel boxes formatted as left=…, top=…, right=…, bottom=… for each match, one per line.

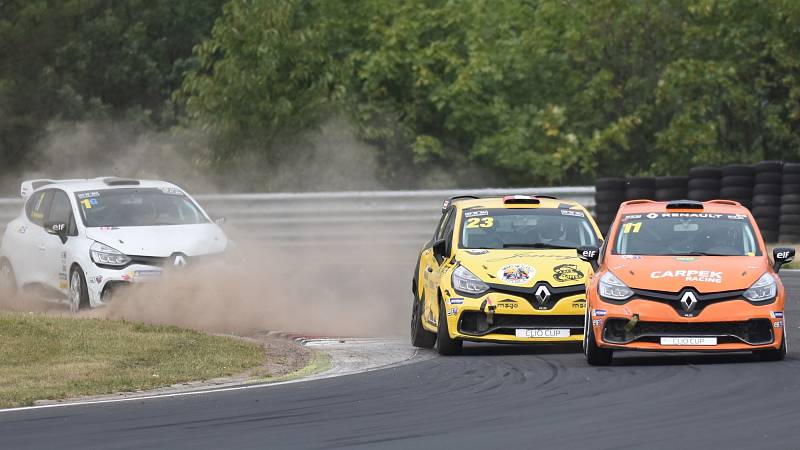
left=85, top=264, right=163, bottom=307
left=589, top=298, right=784, bottom=352
left=443, top=291, right=586, bottom=343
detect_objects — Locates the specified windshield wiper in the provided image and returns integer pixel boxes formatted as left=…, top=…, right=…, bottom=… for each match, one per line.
left=502, top=243, right=576, bottom=250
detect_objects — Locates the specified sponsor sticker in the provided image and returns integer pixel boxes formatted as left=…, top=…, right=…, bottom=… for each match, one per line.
left=464, top=210, right=489, bottom=218
left=497, top=299, right=518, bottom=309
left=77, top=191, right=100, bottom=199
left=674, top=256, right=698, bottom=262
left=593, top=309, right=607, bottom=316
left=560, top=209, right=585, bottom=217
left=621, top=255, right=641, bottom=260
left=498, top=264, right=534, bottom=285
left=774, top=321, right=783, bottom=328
left=515, top=329, right=570, bottom=338
left=592, top=319, right=603, bottom=327
left=650, top=270, right=722, bottom=284
left=465, top=249, right=489, bottom=255
left=449, top=297, right=464, bottom=305
left=553, top=263, right=585, bottom=282
left=571, top=299, right=586, bottom=309
left=16, top=225, right=26, bottom=234
left=159, top=187, right=184, bottom=196
left=447, top=307, right=458, bottom=316
left=771, top=311, right=784, bottom=318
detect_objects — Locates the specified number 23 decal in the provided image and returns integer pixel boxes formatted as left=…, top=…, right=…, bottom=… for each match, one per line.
left=466, top=217, right=494, bottom=228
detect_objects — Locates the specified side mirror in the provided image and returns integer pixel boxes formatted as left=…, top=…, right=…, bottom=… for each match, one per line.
left=577, top=245, right=600, bottom=271
left=214, top=216, right=226, bottom=226
left=432, top=239, right=448, bottom=260
left=45, top=221, right=68, bottom=244
left=773, top=247, right=795, bottom=273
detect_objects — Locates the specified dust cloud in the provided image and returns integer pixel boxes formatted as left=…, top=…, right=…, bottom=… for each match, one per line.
left=1, top=118, right=412, bottom=337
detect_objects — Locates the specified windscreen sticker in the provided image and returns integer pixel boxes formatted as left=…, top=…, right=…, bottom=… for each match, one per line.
left=80, top=198, right=99, bottom=209
left=650, top=270, right=722, bottom=284
left=621, top=222, right=642, bottom=233
left=159, top=187, right=184, bottom=196
left=644, top=212, right=725, bottom=219
left=465, top=217, right=494, bottom=228
left=560, top=209, right=585, bottom=217
left=464, top=210, right=489, bottom=218
left=77, top=191, right=100, bottom=199
left=498, top=264, right=534, bottom=284
left=553, top=264, right=585, bottom=282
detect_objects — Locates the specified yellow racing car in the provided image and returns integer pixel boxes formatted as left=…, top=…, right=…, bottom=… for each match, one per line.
left=411, top=195, right=603, bottom=355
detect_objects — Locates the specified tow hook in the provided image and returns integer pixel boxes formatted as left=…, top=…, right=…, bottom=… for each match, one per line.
left=480, top=297, right=496, bottom=325
left=624, top=314, right=639, bottom=341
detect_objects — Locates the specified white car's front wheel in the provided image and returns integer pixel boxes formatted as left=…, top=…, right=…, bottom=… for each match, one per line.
left=69, top=267, right=90, bottom=313
left=0, top=259, right=17, bottom=298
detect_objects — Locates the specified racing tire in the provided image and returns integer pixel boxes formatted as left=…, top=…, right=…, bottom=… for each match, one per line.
left=753, top=206, right=780, bottom=217
left=625, top=177, right=655, bottom=189
left=783, top=174, right=800, bottom=185
left=762, top=230, right=779, bottom=243
left=625, top=188, right=655, bottom=200
left=755, top=161, right=783, bottom=174
left=779, top=214, right=800, bottom=225
left=721, top=164, right=755, bottom=177
left=0, top=259, right=17, bottom=298
left=654, top=188, right=688, bottom=201
left=781, top=184, right=800, bottom=195
left=779, top=234, right=800, bottom=243
left=595, top=190, right=626, bottom=203
left=411, top=290, right=436, bottom=349
left=721, top=176, right=754, bottom=188
left=594, top=203, right=621, bottom=214
left=753, top=184, right=782, bottom=195
left=436, top=299, right=462, bottom=356
left=69, top=266, right=90, bottom=314
left=687, top=189, right=720, bottom=201
left=781, top=194, right=800, bottom=204
left=781, top=204, right=800, bottom=215
left=779, top=225, right=800, bottom=235
left=719, top=187, right=752, bottom=198
left=755, top=334, right=786, bottom=362
left=585, top=320, right=612, bottom=366
left=687, top=178, right=721, bottom=190
left=784, top=162, right=800, bottom=174
left=689, top=166, right=722, bottom=179
left=755, top=217, right=779, bottom=229
left=654, top=176, right=688, bottom=189
left=752, top=195, right=781, bottom=207
left=596, top=178, right=626, bottom=190
left=754, top=173, right=782, bottom=185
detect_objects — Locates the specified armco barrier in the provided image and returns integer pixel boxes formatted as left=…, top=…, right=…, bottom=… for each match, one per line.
left=0, top=187, right=595, bottom=247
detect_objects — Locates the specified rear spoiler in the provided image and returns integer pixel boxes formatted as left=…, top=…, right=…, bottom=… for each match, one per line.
left=20, top=179, right=58, bottom=198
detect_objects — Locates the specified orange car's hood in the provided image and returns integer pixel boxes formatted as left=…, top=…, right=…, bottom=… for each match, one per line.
left=604, top=255, right=769, bottom=293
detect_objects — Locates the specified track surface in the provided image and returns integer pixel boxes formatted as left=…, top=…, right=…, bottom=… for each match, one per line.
left=4, top=274, right=800, bottom=449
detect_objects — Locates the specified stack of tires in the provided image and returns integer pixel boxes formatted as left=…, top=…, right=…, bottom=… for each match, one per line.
left=625, top=177, right=655, bottom=200
left=687, top=167, right=722, bottom=201
left=654, top=176, right=688, bottom=201
left=719, top=164, right=755, bottom=210
left=594, top=178, right=626, bottom=235
left=780, top=162, right=800, bottom=243
left=752, top=161, right=783, bottom=243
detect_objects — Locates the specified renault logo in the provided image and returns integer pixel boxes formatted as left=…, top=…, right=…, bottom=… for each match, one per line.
left=173, top=255, right=187, bottom=267
left=535, top=285, right=551, bottom=304
left=680, top=291, right=697, bottom=312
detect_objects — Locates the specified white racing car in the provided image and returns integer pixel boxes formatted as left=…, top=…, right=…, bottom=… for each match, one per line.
left=0, top=177, right=228, bottom=311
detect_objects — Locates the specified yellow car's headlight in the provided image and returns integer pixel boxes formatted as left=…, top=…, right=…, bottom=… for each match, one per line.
left=452, top=265, right=489, bottom=295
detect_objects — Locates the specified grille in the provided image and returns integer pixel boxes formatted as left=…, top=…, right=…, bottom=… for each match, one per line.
left=602, top=318, right=774, bottom=345
left=458, top=311, right=584, bottom=336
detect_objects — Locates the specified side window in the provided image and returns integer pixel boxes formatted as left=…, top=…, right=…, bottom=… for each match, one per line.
left=435, top=209, right=454, bottom=241
left=48, top=191, right=78, bottom=236
left=443, top=210, right=457, bottom=243
left=25, top=191, right=53, bottom=226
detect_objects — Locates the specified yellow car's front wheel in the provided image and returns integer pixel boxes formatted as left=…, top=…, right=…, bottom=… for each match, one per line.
left=437, top=298, right=463, bottom=356
left=411, top=291, right=436, bottom=349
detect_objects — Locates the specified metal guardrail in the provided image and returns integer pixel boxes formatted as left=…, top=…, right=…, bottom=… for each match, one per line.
left=0, top=187, right=595, bottom=247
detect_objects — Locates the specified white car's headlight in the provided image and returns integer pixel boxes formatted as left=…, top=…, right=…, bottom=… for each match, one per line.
left=598, top=271, right=633, bottom=301
left=743, top=273, right=777, bottom=302
left=90, top=242, right=131, bottom=267
left=452, top=265, right=489, bottom=295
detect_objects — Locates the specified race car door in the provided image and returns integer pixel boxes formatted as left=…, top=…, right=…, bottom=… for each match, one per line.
left=17, top=190, right=54, bottom=287
left=424, top=207, right=456, bottom=326
left=41, top=190, right=77, bottom=293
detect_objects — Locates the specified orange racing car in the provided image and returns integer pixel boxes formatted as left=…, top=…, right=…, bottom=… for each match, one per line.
left=577, top=199, right=795, bottom=365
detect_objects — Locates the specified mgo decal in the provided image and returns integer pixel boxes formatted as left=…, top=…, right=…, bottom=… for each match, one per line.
left=650, top=270, right=723, bottom=284
left=497, top=299, right=519, bottom=310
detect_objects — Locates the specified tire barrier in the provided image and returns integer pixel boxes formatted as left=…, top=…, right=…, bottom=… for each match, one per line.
left=594, top=177, right=626, bottom=235
left=595, top=161, right=800, bottom=244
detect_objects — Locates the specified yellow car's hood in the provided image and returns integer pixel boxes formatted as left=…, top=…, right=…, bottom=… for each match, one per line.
left=455, top=248, right=591, bottom=288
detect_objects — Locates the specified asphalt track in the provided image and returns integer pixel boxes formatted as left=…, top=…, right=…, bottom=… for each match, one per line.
left=4, top=274, right=800, bottom=449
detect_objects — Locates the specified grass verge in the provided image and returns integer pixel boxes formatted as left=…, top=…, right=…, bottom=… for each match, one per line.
left=0, top=312, right=265, bottom=408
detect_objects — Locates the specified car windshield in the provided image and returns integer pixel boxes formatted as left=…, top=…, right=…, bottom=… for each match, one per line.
left=459, top=208, right=599, bottom=249
left=75, top=188, right=208, bottom=227
left=613, top=212, right=761, bottom=256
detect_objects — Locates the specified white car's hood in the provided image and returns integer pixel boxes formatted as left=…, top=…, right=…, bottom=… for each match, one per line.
left=85, top=224, right=228, bottom=257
